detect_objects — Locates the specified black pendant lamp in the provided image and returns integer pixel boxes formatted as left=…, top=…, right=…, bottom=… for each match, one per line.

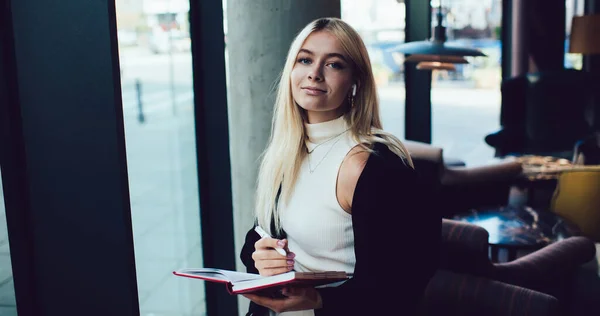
left=389, top=0, right=486, bottom=69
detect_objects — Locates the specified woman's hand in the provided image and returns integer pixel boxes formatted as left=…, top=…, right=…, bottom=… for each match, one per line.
left=243, top=287, right=322, bottom=313
left=252, top=237, right=295, bottom=276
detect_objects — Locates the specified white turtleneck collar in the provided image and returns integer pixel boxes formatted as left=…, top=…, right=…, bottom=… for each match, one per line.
left=304, top=115, right=350, bottom=152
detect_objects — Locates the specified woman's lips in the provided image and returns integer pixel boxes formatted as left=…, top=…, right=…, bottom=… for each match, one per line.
left=302, top=87, right=326, bottom=96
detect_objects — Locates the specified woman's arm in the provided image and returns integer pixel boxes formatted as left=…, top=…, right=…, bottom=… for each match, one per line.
left=317, top=144, right=441, bottom=315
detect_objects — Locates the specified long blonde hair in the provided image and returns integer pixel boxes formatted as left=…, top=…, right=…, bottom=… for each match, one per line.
left=255, top=17, right=413, bottom=235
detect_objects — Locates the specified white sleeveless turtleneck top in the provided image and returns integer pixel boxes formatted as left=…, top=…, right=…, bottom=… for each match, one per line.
left=276, top=116, right=358, bottom=316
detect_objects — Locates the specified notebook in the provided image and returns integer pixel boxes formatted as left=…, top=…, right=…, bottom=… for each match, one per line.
left=173, top=268, right=350, bottom=295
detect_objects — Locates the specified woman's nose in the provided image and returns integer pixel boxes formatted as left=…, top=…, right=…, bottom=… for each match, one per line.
left=307, top=65, right=323, bottom=82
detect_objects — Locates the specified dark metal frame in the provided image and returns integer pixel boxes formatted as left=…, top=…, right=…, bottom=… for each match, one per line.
left=189, top=0, right=238, bottom=315
left=498, top=0, right=516, bottom=129
left=1, top=0, right=237, bottom=315
left=404, top=0, right=433, bottom=143
left=0, top=3, right=38, bottom=314
left=0, top=0, right=139, bottom=314
left=501, top=0, right=513, bottom=80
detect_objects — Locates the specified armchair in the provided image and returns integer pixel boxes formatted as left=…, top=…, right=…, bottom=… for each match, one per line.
left=550, top=166, right=600, bottom=241
left=440, top=219, right=596, bottom=315
left=421, top=269, right=559, bottom=316
left=404, top=140, right=522, bottom=217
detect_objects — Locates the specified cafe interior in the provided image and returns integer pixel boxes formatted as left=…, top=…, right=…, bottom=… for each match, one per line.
left=1, top=0, right=600, bottom=315
left=400, top=0, right=600, bottom=315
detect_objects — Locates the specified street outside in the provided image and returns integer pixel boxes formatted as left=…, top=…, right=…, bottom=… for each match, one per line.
left=119, top=46, right=204, bottom=315
left=378, top=82, right=500, bottom=166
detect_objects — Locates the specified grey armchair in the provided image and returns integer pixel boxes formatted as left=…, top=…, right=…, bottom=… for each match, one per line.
left=404, top=140, right=522, bottom=217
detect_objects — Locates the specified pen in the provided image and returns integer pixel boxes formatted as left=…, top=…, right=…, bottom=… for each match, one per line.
left=254, top=226, right=288, bottom=256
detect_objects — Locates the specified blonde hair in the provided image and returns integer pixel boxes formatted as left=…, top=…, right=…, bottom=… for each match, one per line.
left=255, top=17, right=413, bottom=235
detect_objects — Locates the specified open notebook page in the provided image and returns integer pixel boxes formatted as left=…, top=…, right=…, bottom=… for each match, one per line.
left=177, top=268, right=263, bottom=283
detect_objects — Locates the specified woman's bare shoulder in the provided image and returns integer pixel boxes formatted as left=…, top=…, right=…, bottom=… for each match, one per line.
left=337, top=145, right=371, bottom=213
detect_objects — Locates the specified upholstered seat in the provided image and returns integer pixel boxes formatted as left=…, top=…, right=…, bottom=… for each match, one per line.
left=403, top=140, right=522, bottom=216
left=440, top=219, right=596, bottom=314
left=551, top=166, right=600, bottom=241
left=421, top=269, right=559, bottom=316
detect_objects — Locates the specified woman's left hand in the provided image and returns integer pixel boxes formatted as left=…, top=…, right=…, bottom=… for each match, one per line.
left=242, top=287, right=322, bottom=313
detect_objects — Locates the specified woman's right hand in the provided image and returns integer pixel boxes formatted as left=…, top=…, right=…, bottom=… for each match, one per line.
left=252, top=238, right=295, bottom=276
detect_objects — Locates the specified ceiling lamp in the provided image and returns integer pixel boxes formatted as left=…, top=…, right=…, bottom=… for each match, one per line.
left=388, top=0, right=486, bottom=62
left=405, top=55, right=468, bottom=64
left=416, top=62, right=457, bottom=71
left=569, top=14, right=600, bottom=55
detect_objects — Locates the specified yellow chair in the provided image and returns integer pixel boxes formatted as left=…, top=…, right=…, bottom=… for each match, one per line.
left=550, top=166, right=600, bottom=241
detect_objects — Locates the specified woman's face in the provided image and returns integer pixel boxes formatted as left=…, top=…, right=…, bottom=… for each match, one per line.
left=291, top=31, right=354, bottom=124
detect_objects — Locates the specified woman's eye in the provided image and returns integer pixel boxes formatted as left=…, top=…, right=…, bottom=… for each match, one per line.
left=298, top=58, right=311, bottom=64
left=328, top=62, right=344, bottom=69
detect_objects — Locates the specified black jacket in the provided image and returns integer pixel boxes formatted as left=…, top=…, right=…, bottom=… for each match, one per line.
left=240, top=143, right=441, bottom=315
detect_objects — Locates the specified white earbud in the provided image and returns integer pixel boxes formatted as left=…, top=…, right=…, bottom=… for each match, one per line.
left=352, top=84, right=357, bottom=97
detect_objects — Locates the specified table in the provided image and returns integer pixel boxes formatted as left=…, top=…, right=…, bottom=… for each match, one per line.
left=491, top=155, right=576, bottom=209
left=453, top=205, right=580, bottom=262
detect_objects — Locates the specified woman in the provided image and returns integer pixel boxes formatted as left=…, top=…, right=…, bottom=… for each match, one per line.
left=240, top=17, right=440, bottom=315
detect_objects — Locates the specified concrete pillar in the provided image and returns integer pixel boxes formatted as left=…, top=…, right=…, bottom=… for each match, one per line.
left=226, top=1, right=340, bottom=313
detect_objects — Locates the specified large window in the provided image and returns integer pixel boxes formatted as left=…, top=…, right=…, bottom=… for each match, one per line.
left=343, top=0, right=502, bottom=167
left=0, top=172, right=16, bottom=316
left=342, top=0, right=407, bottom=140
left=115, top=0, right=205, bottom=314
left=431, top=0, right=503, bottom=166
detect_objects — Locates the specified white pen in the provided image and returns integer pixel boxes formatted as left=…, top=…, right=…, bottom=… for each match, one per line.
left=254, top=226, right=288, bottom=256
